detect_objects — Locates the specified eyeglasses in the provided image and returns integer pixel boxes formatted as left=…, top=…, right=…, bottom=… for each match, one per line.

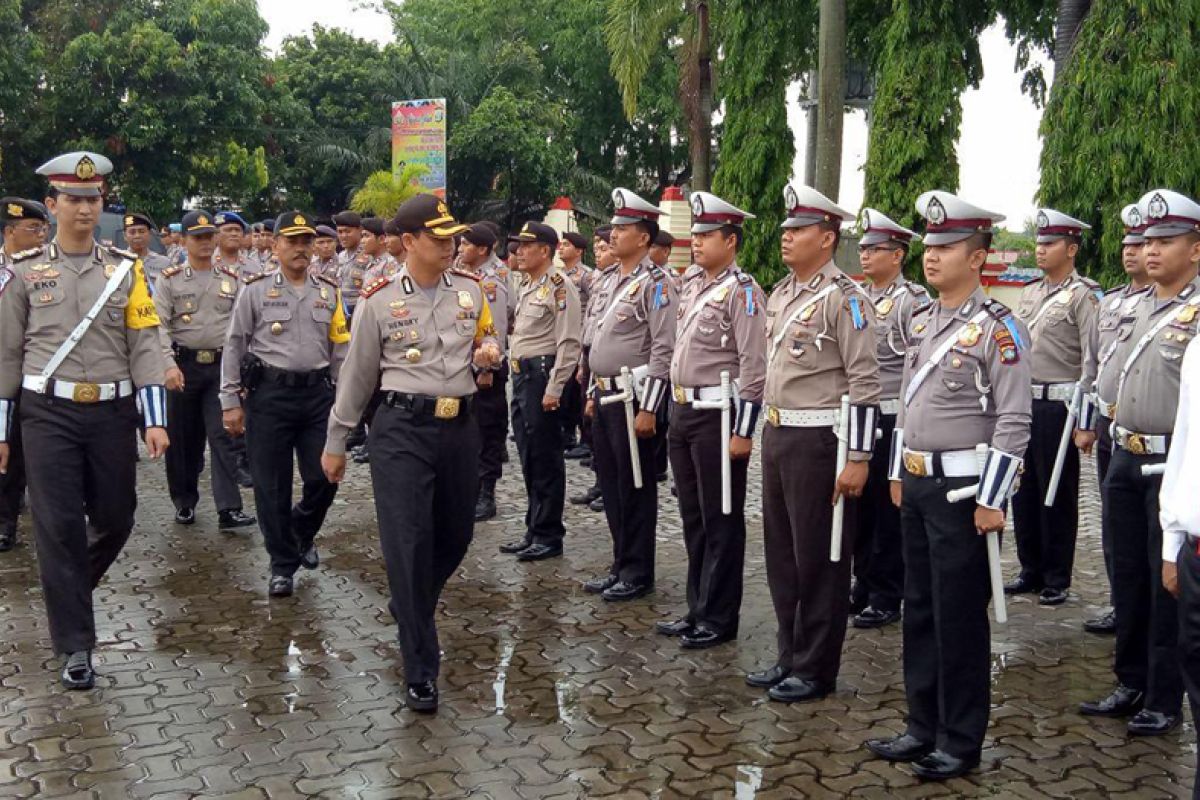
left=13, top=223, right=47, bottom=235
left=859, top=245, right=901, bottom=256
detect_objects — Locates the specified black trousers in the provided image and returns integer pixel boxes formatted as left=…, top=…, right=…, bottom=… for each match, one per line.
left=511, top=362, right=565, bottom=546
left=20, top=390, right=139, bottom=653
left=593, top=389, right=660, bottom=585
left=1097, top=419, right=1116, bottom=600
left=668, top=403, right=748, bottom=635
left=476, top=364, right=510, bottom=493
left=761, top=425, right=857, bottom=684
left=370, top=403, right=478, bottom=684
left=0, top=397, right=25, bottom=531
left=900, top=471, right=991, bottom=759
left=165, top=358, right=244, bottom=513
left=560, top=368, right=583, bottom=444
left=244, top=380, right=338, bottom=577
left=1105, top=447, right=1182, bottom=714
left=1175, top=540, right=1200, bottom=799
left=1012, top=398, right=1079, bottom=590
left=851, top=413, right=903, bottom=613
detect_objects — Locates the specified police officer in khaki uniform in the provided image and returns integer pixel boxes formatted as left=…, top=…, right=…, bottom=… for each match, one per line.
left=584, top=189, right=677, bottom=601
left=122, top=212, right=172, bottom=287
left=221, top=211, right=350, bottom=598
left=500, top=222, right=582, bottom=560
left=251, top=220, right=277, bottom=271
left=334, top=211, right=368, bottom=317
left=0, top=197, right=49, bottom=552
left=655, top=192, right=765, bottom=649
left=850, top=209, right=930, bottom=629
left=1006, top=209, right=1100, bottom=605
left=211, top=211, right=258, bottom=283
left=0, top=151, right=170, bottom=689
left=866, top=190, right=1031, bottom=781
left=155, top=211, right=255, bottom=529
left=1075, top=204, right=1152, bottom=635
left=310, top=225, right=340, bottom=280
left=747, top=184, right=880, bottom=703
left=1079, top=189, right=1200, bottom=736
left=364, top=218, right=404, bottom=284
left=557, top=231, right=594, bottom=451
left=321, top=193, right=501, bottom=714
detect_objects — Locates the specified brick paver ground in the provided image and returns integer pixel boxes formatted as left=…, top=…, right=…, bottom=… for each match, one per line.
left=0, top=440, right=1195, bottom=798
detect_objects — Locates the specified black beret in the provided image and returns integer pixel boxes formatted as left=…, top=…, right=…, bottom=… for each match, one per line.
left=2, top=197, right=49, bottom=224
left=122, top=211, right=157, bottom=230
left=462, top=223, right=497, bottom=249
left=261, top=219, right=276, bottom=233
left=653, top=229, right=676, bottom=248
left=362, top=217, right=385, bottom=236
left=593, top=225, right=612, bottom=243
left=562, top=231, right=588, bottom=250
left=332, top=211, right=362, bottom=228
left=383, top=217, right=405, bottom=237
left=314, top=225, right=337, bottom=239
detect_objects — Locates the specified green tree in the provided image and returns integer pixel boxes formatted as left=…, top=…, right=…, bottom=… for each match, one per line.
left=349, top=165, right=430, bottom=218
left=0, top=0, right=43, bottom=185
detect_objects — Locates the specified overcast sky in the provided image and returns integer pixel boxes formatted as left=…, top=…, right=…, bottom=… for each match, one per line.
left=258, top=2, right=1048, bottom=231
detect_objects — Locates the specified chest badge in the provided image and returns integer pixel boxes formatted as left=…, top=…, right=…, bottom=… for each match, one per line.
left=181, top=314, right=193, bottom=324
left=38, top=291, right=53, bottom=303
left=319, top=286, right=329, bottom=300
left=875, top=297, right=894, bottom=317
left=104, top=264, right=116, bottom=278
left=270, top=322, right=284, bottom=335
left=537, top=286, right=550, bottom=300
left=405, top=347, right=422, bottom=363
left=957, top=323, right=982, bottom=347
left=950, top=356, right=962, bottom=368
left=1177, top=305, right=1197, bottom=324
left=914, top=322, right=926, bottom=334
left=1055, top=288, right=1074, bottom=305
left=222, top=280, right=234, bottom=295
left=626, top=280, right=642, bottom=298
left=267, top=288, right=281, bottom=298
left=801, top=304, right=818, bottom=323
left=458, top=290, right=474, bottom=309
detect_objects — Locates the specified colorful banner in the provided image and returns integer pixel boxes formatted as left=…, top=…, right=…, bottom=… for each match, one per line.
left=391, top=98, right=447, bottom=197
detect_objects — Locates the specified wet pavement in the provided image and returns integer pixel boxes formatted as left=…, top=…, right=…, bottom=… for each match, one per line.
left=0, top=441, right=1196, bottom=799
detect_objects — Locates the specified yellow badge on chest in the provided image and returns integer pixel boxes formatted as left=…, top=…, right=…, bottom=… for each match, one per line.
left=458, top=290, right=474, bottom=309
left=221, top=280, right=234, bottom=295
left=537, top=286, right=550, bottom=300
left=627, top=280, right=642, bottom=298
left=1177, top=305, right=1198, bottom=324
left=875, top=297, right=894, bottom=317
left=1055, top=288, right=1074, bottom=305
left=104, top=264, right=115, bottom=278
left=958, top=323, right=982, bottom=347
left=405, top=347, right=421, bottom=363
left=801, top=304, right=818, bottom=322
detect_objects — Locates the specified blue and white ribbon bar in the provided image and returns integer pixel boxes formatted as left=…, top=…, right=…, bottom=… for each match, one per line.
left=978, top=447, right=1022, bottom=509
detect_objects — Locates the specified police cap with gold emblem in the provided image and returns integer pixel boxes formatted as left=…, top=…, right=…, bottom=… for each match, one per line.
left=781, top=183, right=853, bottom=229
left=36, top=151, right=113, bottom=197
left=858, top=207, right=916, bottom=248
left=274, top=210, right=317, bottom=238
left=393, top=193, right=467, bottom=239
left=509, top=221, right=559, bottom=248
left=123, top=212, right=157, bottom=231
left=690, top=191, right=755, bottom=234
left=214, top=211, right=248, bottom=231
left=181, top=210, right=216, bottom=235
left=1121, top=203, right=1146, bottom=246
left=1138, top=189, right=1200, bottom=239
left=1035, top=208, right=1091, bottom=244
left=1, top=197, right=49, bottom=224
left=914, top=190, right=1005, bottom=246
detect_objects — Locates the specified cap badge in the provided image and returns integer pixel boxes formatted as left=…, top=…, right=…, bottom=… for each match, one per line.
left=437, top=201, right=449, bottom=215
left=691, top=195, right=704, bottom=217
left=613, top=190, right=626, bottom=210
left=1128, top=207, right=1143, bottom=227
left=458, top=290, right=474, bottom=309
left=537, top=285, right=550, bottom=300
left=7, top=203, right=24, bottom=217
left=1148, top=193, right=1168, bottom=220
left=75, top=156, right=96, bottom=180
left=293, top=214, right=305, bottom=226
left=123, top=215, right=134, bottom=226
left=927, top=197, right=946, bottom=226
left=1036, top=211, right=1049, bottom=229
left=784, top=185, right=799, bottom=210
left=197, top=215, right=209, bottom=226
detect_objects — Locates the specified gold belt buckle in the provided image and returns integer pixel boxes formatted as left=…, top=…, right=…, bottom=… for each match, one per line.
left=510, top=358, right=521, bottom=374
left=1104, top=402, right=1117, bottom=418
left=196, top=350, right=216, bottom=365
left=72, top=382, right=102, bottom=403
left=673, top=385, right=687, bottom=404
left=1125, top=433, right=1147, bottom=455
left=434, top=397, right=461, bottom=419
left=903, top=451, right=927, bottom=477
left=766, top=406, right=780, bottom=427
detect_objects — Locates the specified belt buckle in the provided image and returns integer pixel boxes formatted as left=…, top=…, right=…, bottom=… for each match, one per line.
left=1104, top=402, right=1117, bottom=418
left=510, top=358, right=520, bottom=374
left=72, top=382, right=101, bottom=403
left=434, top=397, right=461, bottom=419
left=766, top=406, right=780, bottom=427
left=1125, top=433, right=1147, bottom=455
left=903, top=451, right=927, bottom=477
left=196, top=350, right=216, bottom=365
left=673, top=385, right=686, bottom=404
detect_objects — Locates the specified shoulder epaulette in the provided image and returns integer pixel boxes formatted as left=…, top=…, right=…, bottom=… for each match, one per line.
left=215, top=263, right=239, bottom=280
left=1080, top=276, right=1102, bottom=289
left=984, top=298, right=1014, bottom=320
left=11, top=246, right=45, bottom=263
left=161, top=265, right=184, bottom=278
left=448, top=267, right=480, bottom=282
left=912, top=301, right=935, bottom=317
left=905, top=282, right=931, bottom=298
left=243, top=271, right=272, bottom=284
left=601, top=263, right=619, bottom=276
left=361, top=276, right=391, bottom=298
left=735, top=270, right=754, bottom=286
left=106, top=245, right=137, bottom=260
left=315, top=272, right=339, bottom=288
left=648, top=264, right=667, bottom=282
left=1103, top=284, right=1125, bottom=296
left=550, top=271, right=565, bottom=286
left=834, top=273, right=868, bottom=296
left=683, top=267, right=705, bottom=283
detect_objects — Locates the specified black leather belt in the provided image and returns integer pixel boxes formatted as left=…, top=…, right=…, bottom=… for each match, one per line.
left=383, top=392, right=474, bottom=419
left=260, top=364, right=330, bottom=387
left=509, top=355, right=554, bottom=374
left=175, top=345, right=222, bottom=365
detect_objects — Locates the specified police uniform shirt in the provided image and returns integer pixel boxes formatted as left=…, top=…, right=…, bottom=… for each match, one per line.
left=324, top=266, right=498, bottom=455
left=474, top=255, right=511, bottom=350
left=214, top=250, right=260, bottom=283
left=563, top=262, right=596, bottom=315
left=0, top=242, right=165, bottom=394
left=363, top=254, right=401, bottom=285
left=140, top=250, right=172, bottom=287
left=582, top=265, right=618, bottom=349
left=864, top=276, right=930, bottom=400
left=1109, top=276, right=1200, bottom=435
left=154, top=262, right=241, bottom=367
left=310, top=255, right=340, bottom=281
left=669, top=263, right=767, bottom=404
left=219, top=271, right=350, bottom=410
left=1087, top=283, right=1151, bottom=414
left=510, top=267, right=582, bottom=396
left=338, top=247, right=368, bottom=308
left=1015, top=270, right=1100, bottom=383
left=897, top=289, right=1032, bottom=458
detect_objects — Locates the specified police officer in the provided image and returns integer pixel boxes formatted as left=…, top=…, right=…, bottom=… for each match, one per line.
left=0, top=197, right=49, bottom=552
left=584, top=189, right=677, bottom=600
left=1080, top=189, right=1200, bottom=736
left=212, top=211, right=258, bottom=282
left=746, top=184, right=880, bottom=703
left=311, top=225, right=340, bottom=280
left=254, top=220, right=277, bottom=268
left=458, top=223, right=510, bottom=522
left=0, top=152, right=170, bottom=689
left=221, top=211, right=350, bottom=598
left=155, top=211, right=255, bottom=529
left=850, top=209, right=929, bottom=629
left=865, top=190, right=1031, bottom=780
left=380, top=217, right=408, bottom=274
left=123, top=212, right=171, bottom=287
left=361, top=217, right=387, bottom=268
left=557, top=231, right=594, bottom=451
left=655, top=192, right=765, bottom=649
left=1076, top=204, right=1152, bottom=634
left=321, top=193, right=502, bottom=713
left=1005, top=209, right=1100, bottom=605
left=334, top=211, right=368, bottom=316
left=500, top=222, right=582, bottom=559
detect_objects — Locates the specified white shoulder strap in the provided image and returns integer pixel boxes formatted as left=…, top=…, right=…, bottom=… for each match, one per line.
left=768, top=284, right=838, bottom=362
left=679, top=273, right=740, bottom=334
left=904, top=308, right=991, bottom=406
left=1113, top=294, right=1200, bottom=406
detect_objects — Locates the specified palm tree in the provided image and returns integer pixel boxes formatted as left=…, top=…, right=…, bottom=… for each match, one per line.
left=348, top=165, right=432, bottom=219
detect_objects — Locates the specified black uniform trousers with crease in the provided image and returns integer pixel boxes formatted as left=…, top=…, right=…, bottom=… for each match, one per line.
left=165, top=356, right=243, bottom=513
left=476, top=363, right=510, bottom=494
left=1012, top=398, right=1079, bottom=590
left=0, top=397, right=25, bottom=532
left=851, top=413, right=904, bottom=613
left=511, top=359, right=566, bottom=547
left=1096, top=418, right=1116, bottom=601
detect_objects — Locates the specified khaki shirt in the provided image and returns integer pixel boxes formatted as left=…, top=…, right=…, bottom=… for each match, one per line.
left=0, top=241, right=166, bottom=394
left=864, top=275, right=930, bottom=401
left=214, top=250, right=260, bottom=283
left=1087, top=283, right=1150, bottom=408
left=562, top=262, right=596, bottom=315
left=219, top=270, right=350, bottom=410
left=898, top=288, right=1032, bottom=457
left=324, top=266, right=499, bottom=455
left=510, top=267, right=582, bottom=397
left=154, top=262, right=242, bottom=367
left=669, top=263, right=767, bottom=404
left=472, top=256, right=511, bottom=351
left=363, top=254, right=401, bottom=285
left=338, top=247, right=369, bottom=312
left=582, top=265, right=618, bottom=348
left=309, top=255, right=340, bottom=282
left=140, top=251, right=172, bottom=287
left=1015, top=270, right=1100, bottom=384
left=1109, top=277, right=1200, bottom=434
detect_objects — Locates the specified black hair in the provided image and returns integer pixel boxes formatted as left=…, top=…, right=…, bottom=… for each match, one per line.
left=718, top=224, right=744, bottom=251
left=818, top=219, right=842, bottom=250
left=635, top=220, right=659, bottom=245
left=964, top=231, right=994, bottom=255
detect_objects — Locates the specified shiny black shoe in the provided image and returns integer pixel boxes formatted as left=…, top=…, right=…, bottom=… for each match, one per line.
left=911, top=750, right=979, bottom=781
left=853, top=606, right=901, bottom=629
left=565, top=444, right=591, bottom=460
left=583, top=574, right=618, bottom=594
left=61, top=650, right=95, bottom=690
left=588, top=496, right=605, bottom=512
left=1127, top=709, right=1181, bottom=736
left=745, top=665, right=788, bottom=688
left=1038, top=587, right=1068, bottom=606
left=865, top=734, right=935, bottom=763
left=516, top=543, right=563, bottom=562
left=1003, top=575, right=1042, bottom=595
left=680, top=626, right=733, bottom=650
left=406, top=681, right=438, bottom=713
left=351, top=444, right=370, bottom=464
left=655, top=618, right=693, bottom=637
left=499, top=539, right=532, bottom=554
left=300, top=545, right=319, bottom=570
left=1084, top=609, right=1117, bottom=635
left=1079, top=684, right=1144, bottom=717
left=601, top=580, right=651, bottom=601
left=768, top=676, right=832, bottom=703
left=268, top=575, right=294, bottom=597
left=0, top=524, right=16, bottom=552
left=174, top=507, right=196, bottom=525
left=570, top=485, right=601, bottom=505
left=474, top=495, right=497, bottom=522
left=218, top=509, right=256, bottom=530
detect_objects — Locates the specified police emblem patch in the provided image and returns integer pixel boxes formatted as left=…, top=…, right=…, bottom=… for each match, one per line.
left=927, top=197, right=946, bottom=226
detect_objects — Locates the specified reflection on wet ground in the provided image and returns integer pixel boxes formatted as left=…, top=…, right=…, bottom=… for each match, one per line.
left=0, top=446, right=1194, bottom=797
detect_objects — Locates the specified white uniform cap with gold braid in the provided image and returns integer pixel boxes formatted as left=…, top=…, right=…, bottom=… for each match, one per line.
left=1138, top=189, right=1200, bottom=239
left=611, top=188, right=666, bottom=226
left=36, top=151, right=114, bottom=197
left=780, top=183, right=852, bottom=229
left=1121, top=203, right=1147, bottom=246
left=1035, top=208, right=1091, bottom=244
left=690, top=191, right=755, bottom=234
left=914, top=190, right=1005, bottom=246
left=857, top=207, right=917, bottom=247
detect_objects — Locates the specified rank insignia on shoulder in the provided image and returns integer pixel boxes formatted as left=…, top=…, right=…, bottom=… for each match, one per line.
left=161, top=265, right=183, bottom=278
left=994, top=327, right=1020, bottom=364
left=449, top=268, right=481, bottom=282
left=847, top=295, right=867, bottom=330
left=12, top=247, right=44, bottom=262
left=550, top=271, right=564, bottom=286
left=362, top=277, right=390, bottom=299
